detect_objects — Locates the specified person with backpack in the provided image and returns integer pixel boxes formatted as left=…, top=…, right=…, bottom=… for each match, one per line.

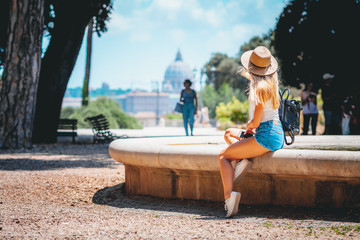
left=218, top=46, right=284, bottom=218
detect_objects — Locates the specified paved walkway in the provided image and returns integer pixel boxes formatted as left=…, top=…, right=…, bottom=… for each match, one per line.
left=61, top=127, right=225, bottom=144
left=61, top=127, right=360, bottom=151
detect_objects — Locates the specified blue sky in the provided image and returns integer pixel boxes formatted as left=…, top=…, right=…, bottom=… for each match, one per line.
left=67, top=0, right=288, bottom=91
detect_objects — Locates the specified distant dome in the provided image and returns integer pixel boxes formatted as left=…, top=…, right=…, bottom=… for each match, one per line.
left=162, top=50, right=193, bottom=93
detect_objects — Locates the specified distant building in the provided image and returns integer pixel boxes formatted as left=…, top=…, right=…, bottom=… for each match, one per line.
left=133, top=112, right=157, bottom=127
left=162, top=50, right=194, bottom=93
left=62, top=97, right=82, bottom=108
left=119, top=91, right=170, bottom=114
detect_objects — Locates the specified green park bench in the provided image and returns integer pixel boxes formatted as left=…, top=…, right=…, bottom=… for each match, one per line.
left=85, top=114, right=127, bottom=144
left=57, top=118, right=78, bottom=144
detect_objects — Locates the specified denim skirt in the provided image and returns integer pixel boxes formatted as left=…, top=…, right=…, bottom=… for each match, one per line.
left=254, top=120, right=284, bottom=151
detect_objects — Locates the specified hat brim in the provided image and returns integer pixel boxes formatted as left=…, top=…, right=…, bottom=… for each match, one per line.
left=240, top=50, right=278, bottom=76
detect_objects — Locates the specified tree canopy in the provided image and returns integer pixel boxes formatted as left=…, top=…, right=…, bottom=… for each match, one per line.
left=204, top=53, right=248, bottom=92
left=1, top=0, right=114, bottom=145
left=32, top=0, right=113, bottom=143
left=273, top=0, right=360, bottom=96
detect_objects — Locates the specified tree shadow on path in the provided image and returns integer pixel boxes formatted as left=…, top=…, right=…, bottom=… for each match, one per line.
left=93, top=183, right=360, bottom=223
left=0, top=157, right=119, bottom=171
left=0, top=143, right=119, bottom=171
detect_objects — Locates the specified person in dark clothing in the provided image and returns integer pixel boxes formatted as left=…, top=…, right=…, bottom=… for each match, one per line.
left=321, top=73, right=341, bottom=135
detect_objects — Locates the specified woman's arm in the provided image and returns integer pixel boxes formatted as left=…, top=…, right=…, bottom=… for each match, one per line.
left=246, top=103, right=264, bottom=133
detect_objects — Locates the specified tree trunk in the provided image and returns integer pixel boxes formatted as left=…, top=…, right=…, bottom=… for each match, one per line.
left=0, top=0, right=44, bottom=149
left=82, top=18, right=93, bottom=106
left=32, top=2, right=92, bottom=143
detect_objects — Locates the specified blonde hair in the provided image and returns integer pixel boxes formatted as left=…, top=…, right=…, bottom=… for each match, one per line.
left=238, top=67, right=280, bottom=109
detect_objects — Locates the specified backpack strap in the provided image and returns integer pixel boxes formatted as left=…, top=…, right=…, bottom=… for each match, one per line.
left=280, top=88, right=295, bottom=145
left=285, top=128, right=295, bottom=145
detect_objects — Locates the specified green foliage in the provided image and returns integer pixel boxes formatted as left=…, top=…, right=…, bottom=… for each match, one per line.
left=201, top=83, right=247, bottom=119
left=61, top=96, right=142, bottom=129
left=204, top=53, right=247, bottom=91
left=60, top=107, right=75, bottom=119
left=164, top=113, right=182, bottom=120
left=203, top=33, right=274, bottom=95
left=273, top=0, right=360, bottom=97
left=330, top=226, right=359, bottom=235
left=215, top=96, right=249, bottom=129
left=238, top=34, right=273, bottom=57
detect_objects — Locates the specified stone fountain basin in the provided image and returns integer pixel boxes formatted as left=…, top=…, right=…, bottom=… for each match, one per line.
left=109, top=136, right=360, bottom=208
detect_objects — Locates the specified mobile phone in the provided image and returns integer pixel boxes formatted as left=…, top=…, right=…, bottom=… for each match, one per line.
left=240, top=131, right=253, bottom=138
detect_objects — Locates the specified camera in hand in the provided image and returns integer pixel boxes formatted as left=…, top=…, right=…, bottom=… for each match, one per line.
left=240, top=131, right=253, bottom=138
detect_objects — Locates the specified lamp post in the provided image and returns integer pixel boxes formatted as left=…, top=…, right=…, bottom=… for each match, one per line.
left=193, top=66, right=216, bottom=110
left=151, top=81, right=160, bottom=126
left=199, top=67, right=206, bottom=109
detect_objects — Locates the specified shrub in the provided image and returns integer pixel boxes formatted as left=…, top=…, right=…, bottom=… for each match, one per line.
left=216, top=96, right=249, bottom=129
left=202, top=83, right=247, bottom=119
left=61, top=97, right=142, bottom=129
left=164, top=113, right=182, bottom=119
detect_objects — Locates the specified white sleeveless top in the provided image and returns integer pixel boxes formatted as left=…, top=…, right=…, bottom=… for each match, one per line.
left=249, top=97, right=280, bottom=123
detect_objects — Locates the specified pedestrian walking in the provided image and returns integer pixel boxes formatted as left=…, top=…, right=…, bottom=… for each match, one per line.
left=179, top=79, right=198, bottom=136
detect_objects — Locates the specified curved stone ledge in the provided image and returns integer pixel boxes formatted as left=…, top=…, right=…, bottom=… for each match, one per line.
left=109, top=136, right=360, bottom=177
left=109, top=136, right=360, bottom=208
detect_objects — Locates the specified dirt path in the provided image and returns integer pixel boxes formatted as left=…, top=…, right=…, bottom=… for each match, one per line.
left=1, top=143, right=359, bottom=239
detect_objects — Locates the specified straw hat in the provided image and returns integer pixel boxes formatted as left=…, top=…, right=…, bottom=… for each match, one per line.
left=240, top=46, right=278, bottom=76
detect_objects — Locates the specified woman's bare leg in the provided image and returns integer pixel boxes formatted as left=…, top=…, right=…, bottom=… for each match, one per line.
left=218, top=137, right=270, bottom=200
left=219, top=151, right=235, bottom=200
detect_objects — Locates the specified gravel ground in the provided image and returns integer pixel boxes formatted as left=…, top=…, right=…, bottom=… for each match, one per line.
left=1, top=143, right=359, bottom=239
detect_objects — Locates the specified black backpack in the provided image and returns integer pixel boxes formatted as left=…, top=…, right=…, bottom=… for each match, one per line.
left=279, top=88, right=303, bottom=145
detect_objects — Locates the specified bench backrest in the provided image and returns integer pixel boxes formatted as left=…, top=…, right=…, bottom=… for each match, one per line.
left=58, top=119, right=77, bottom=130
left=85, top=114, right=110, bottom=131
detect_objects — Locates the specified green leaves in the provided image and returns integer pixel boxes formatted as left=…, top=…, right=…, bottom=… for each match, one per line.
left=201, top=83, right=246, bottom=120
left=215, top=96, right=249, bottom=130
left=61, top=96, right=142, bottom=129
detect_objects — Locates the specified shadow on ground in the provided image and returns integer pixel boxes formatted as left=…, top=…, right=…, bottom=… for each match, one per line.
left=0, top=143, right=119, bottom=171
left=0, top=158, right=119, bottom=171
left=93, top=183, right=360, bottom=222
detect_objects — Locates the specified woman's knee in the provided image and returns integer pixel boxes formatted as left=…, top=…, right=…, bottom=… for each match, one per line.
left=218, top=150, right=231, bottom=165
left=218, top=149, right=225, bottom=162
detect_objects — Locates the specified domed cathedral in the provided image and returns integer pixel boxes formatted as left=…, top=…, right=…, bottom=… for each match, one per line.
left=162, top=50, right=194, bottom=93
